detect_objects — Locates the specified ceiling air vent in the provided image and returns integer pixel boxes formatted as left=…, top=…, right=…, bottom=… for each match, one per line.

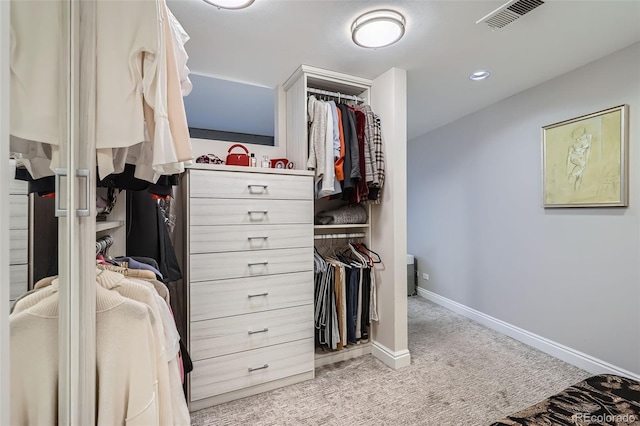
left=476, top=0, right=545, bottom=29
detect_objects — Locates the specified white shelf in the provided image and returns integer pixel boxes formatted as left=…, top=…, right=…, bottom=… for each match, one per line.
left=314, top=224, right=370, bottom=230
left=96, top=220, right=124, bottom=233
left=314, top=342, right=371, bottom=368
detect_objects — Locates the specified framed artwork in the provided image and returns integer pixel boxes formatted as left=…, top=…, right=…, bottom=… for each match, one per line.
left=542, top=104, right=629, bottom=208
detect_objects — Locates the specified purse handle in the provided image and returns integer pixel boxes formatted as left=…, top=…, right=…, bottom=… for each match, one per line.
left=228, top=144, right=249, bottom=154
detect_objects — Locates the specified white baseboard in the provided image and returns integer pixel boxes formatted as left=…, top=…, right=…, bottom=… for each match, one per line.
left=416, top=287, right=640, bottom=381
left=371, top=340, right=411, bottom=370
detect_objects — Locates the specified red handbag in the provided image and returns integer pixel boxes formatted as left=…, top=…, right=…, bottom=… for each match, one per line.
left=225, top=144, right=250, bottom=166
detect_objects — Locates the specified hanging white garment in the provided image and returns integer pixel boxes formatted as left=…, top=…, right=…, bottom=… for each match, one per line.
left=95, top=0, right=185, bottom=181
left=95, top=0, right=160, bottom=150
left=321, top=102, right=336, bottom=192
left=9, top=0, right=65, bottom=147
left=166, top=7, right=193, bottom=96
left=307, top=96, right=327, bottom=177
left=160, top=0, right=193, bottom=164
left=9, top=0, right=66, bottom=178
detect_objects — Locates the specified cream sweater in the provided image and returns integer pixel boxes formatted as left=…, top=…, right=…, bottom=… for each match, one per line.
left=10, top=284, right=159, bottom=425
left=17, top=273, right=190, bottom=425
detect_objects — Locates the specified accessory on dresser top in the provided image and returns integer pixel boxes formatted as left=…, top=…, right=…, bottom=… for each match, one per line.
left=225, top=144, right=251, bottom=166
left=195, top=153, right=225, bottom=165
left=270, top=158, right=294, bottom=169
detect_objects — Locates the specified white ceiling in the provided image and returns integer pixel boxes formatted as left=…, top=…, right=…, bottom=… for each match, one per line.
left=167, top=0, right=640, bottom=141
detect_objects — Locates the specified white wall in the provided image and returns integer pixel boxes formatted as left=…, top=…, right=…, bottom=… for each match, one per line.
left=371, top=68, right=410, bottom=368
left=408, top=43, right=640, bottom=374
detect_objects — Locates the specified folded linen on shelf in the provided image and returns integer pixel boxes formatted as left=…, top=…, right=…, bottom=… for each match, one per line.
left=315, top=203, right=367, bottom=225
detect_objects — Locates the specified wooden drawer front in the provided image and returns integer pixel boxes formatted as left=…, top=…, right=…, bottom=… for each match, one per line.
left=189, top=170, right=311, bottom=200
left=190, top=271, right=313, bottom=321
left=10, top=264, right=28, bottom=301
left=189, top=224, right=312, bottom=254
left=10, top=229, right=28, bottom=265
left=190, top=247, right=313, bottom=283
left=10, top=195, right=28, bottom=230
left=190, top=199, right=312, bottom=226
left=190, top=338, right=314, bottom=402
left=191, top=305, right=313, bottom=361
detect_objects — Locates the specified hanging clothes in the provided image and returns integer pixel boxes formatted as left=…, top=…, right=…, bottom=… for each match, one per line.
left=11, top=283, right=160, bottom=425
left=10, top=0, right=194, bottom=185
left=10, top=269, right=191, bottom=425
left=307, top=96, right=336, bottom=194
left=307, top=97, right=387, bottom=203
left=126, top=190, right=182, bottom=282
left=313, top=242, right=379, bottom=351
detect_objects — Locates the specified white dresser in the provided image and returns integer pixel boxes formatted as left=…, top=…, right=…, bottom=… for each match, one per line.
left=8, top=160, right=28, bottom=305
left=183, top=165, right=315, bottom=410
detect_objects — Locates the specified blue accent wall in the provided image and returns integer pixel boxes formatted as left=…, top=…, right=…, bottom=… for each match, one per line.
left=184, top=74, right=275, bottom=137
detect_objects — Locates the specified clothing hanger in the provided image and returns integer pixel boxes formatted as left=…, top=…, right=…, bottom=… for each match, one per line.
left=347, top=242, right=369, bottom=267
left=353, top=243, right=374, bottom=267
left=356, top=242, right=382, bottom=264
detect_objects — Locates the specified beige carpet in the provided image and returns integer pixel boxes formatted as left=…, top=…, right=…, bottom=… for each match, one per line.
left=191, top=296, right=591, bottom=426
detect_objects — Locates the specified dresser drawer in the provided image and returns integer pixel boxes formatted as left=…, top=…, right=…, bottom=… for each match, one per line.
left=189, top=224, right=312, bottom=254
left=10, top=264, right=28, bottom=301
left=190, top=198, right=312, bottom=226
left=190, top=271, right=313, bottom=321
left=190, top=247, right=313, bottom=283
left=191, top=305, right=313, bottom=361
left=8, top=160, right=28, bottom=195
left=10, top=178, right=27, bottom=195
left=189, top=170, right=311, bottom=200
left=190, top=338, right=314, bottom=402
left=10, top=194, right=28, bottom=230
left=10, top=229, right=28, bottom=265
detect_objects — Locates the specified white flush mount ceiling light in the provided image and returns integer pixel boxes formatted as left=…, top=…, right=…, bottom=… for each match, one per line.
left=351, top=9, right=406, bottom=48
left=469, top=70, right=491, bottom=81
left=202, top=0, right=255, bottom=10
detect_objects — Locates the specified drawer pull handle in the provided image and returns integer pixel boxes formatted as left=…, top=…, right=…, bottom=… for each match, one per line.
left=247, top=236, right=269, bottom=240
left=248, top=210, right=268, bottom=215
left=248, top=292, right=269, bottom=298
left=248, top=328, right=269, bottom=335
left=248, top=364, right=269, bottom=372
left=247, top=184, right=269, bottom=191
left=248, top=261, right=268, bottom=267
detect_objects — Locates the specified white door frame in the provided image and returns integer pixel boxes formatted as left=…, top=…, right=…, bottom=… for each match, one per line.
left=0, top=0, right=11, bottom=423
left=57, top=1, right=97, bottom=423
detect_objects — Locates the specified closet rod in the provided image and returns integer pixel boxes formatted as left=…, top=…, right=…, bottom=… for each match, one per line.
left=307, top=87, right=364, bottom=104
left=314, top=232, right=366, bottom=240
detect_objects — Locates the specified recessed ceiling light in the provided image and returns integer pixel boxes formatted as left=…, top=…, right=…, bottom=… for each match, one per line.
left=469, top=70, right=491, bottom=81
left=202, top=0, right=255, bottom=10
left=351, top=9, right=406, bottom=49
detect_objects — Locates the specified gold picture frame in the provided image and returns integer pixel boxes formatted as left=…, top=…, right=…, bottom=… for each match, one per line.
left=542, top=104, right=629, bottom=208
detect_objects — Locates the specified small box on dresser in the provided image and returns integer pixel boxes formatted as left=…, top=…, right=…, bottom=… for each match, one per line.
left=182, top=165, right=315, bottom=411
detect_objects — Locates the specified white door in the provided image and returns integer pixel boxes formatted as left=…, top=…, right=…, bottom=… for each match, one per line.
left=1, top=1, right=97, bottom=424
